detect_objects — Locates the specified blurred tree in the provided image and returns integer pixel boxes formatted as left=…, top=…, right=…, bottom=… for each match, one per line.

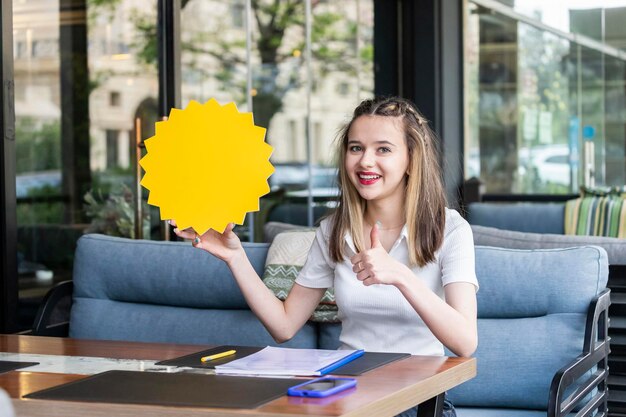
left=15, top=118, right=61, bottom=174
left=122, top=0, right=369, bottom=132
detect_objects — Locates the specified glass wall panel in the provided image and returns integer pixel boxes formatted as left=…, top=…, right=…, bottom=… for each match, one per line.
left=309, top=0, right=374, bottom=167
left=249, top=0, right=307, bottom=234
left=259, top=0, right=375, bottom=230
left=174, top=1, right=374, bottom=240
left=179, top=0, right=250, bottom=238
left=579, top=46, right=606, bottom=187
left=516, top=28, right=573, bottom=193
left=605, top=55, right=626, bottom=186
left=307, top=0, right=374, bottom=223
left=466, top=8, right=519, bottom=193
left=180, top=0, right=246, bottom=107
left=494, top=0, right=626, bottom=50
left=13, top=0, right=158, bottom=330
left=465, top=1, right=626, bottom=194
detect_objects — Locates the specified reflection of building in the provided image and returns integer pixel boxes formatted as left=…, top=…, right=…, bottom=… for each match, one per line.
left=13, top=2, right=61, bottom=122
left=14, top=0, right=373, bottom=176
left=178, top=0, right=374, bottom=165
left=465, top=2, right=626, bottom=194
left=570, top=7, right=626, bottom=187
left=13, top=0, right=158, bottom=174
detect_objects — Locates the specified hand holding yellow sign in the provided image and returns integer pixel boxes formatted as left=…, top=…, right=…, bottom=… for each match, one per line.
left=139, top=99, right=274, bottom=234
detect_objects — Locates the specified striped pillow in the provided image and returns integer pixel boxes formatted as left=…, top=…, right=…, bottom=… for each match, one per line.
left=262, top=229, right=339, bottom=323
left=565, top=193, right=626, bottom=238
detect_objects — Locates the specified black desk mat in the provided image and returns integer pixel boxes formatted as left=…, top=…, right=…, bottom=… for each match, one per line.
left=24, top=370, right=302, bottom=409
left=155, top=345, right=263, bottom=368
left=156, top=346, right=410, bottom=375
left=0, top=360, right=39, bottom=374
left=333, top=352, right=410, bottom=376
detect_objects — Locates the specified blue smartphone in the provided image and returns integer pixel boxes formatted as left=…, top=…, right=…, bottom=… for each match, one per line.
left=287, top=376, right=357, bottom=398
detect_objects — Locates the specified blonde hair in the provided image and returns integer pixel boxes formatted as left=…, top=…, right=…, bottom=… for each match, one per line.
left=329, top=97, right=446, bottom=267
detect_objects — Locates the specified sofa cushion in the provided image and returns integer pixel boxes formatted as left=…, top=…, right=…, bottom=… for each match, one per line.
left=565, top=194, right=626, bottom=238
left=466, top=202, right=565, bottom=234
left=70, top=298, right=318, bottom=347
left=263, top=221, right=308, bottom=243
left=471, top=224, right=626, bottom=265
left=70, top=234, right=318, bottom=347
left=447, top=245, right=608, bottom=410
left=262, top=230, right=338, bottom=323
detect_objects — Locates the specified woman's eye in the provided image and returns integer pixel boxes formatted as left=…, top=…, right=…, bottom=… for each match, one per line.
left=349, top=145, right=362, bottom=152
left=379, top=147, right=391, bottom=153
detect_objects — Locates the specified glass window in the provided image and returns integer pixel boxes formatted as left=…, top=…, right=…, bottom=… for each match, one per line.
left=10, top=0, right=374, bottom=329
left=179, top=0, right=374, bottom=237
left=492, top=0, right=626, bottom=50
left=465, top=1, right=626, bottom=194
left=13, top=0, right=158, bottom=330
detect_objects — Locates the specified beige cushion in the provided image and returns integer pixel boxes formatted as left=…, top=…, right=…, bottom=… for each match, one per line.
left=262, top=229, right=338, bottom=323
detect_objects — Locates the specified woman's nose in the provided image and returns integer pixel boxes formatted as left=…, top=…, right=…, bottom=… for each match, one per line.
left=360, top=152, right=375, bottom=168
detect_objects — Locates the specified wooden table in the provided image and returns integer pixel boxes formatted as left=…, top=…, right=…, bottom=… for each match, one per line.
left=0, top=335, right=476, bottom=417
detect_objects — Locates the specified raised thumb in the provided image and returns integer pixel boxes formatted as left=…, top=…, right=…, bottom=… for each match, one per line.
left=224, top=223, right=236, bottom=234
left=370, top=222, right=383, bottom=249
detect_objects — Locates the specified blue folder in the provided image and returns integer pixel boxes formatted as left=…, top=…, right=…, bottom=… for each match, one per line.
left=318, top=349, right=365, bottom=375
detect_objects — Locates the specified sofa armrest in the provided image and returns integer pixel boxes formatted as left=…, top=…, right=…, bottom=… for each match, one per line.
left=548, top=289, right=610, bottom=417
left=32, top=280, right=73, bottom=337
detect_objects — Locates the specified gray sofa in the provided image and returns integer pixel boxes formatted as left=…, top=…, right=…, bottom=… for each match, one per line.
left=58, top=233, right=610, bottom=417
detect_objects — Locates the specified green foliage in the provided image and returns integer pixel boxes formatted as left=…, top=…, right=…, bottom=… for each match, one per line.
left=88, top=0, right=121, bottom=9
left=15, top=118, right=61, bottom=174
left=130, top=9, right=159, bottom=68
left=87, top=0, right=123, bottom=25
left=127, top=0, right=371, bottom=130
left=16, top=184, right=64, bottom=225
left=84, top=183, right=150, bottom=238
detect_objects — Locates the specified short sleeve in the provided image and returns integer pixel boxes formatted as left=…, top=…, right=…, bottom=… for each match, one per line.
left=439, top=212, right=479, bottom=291
left=295, top=221, right=335, bottom=289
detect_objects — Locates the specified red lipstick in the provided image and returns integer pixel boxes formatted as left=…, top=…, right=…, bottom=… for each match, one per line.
left=357, top=171, right=381, bottom=185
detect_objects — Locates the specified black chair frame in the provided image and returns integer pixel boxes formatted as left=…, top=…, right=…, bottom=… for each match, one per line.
left=549, top=289, right=611, bottom=417
left=31, top=280, right=73, bottom=337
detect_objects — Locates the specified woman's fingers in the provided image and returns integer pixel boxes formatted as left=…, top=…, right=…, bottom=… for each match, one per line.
left=173, top=227, right=197, bottom=240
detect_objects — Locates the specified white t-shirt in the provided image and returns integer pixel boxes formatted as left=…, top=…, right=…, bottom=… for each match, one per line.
left=295, top=208, right=478, bottom=356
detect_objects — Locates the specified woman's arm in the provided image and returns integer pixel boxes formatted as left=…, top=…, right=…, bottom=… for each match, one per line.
left=351, top=224, right=478, bottom=357
left=173, top=222, right=325, bottom=342
left=395, top=279, right=477, bottom=357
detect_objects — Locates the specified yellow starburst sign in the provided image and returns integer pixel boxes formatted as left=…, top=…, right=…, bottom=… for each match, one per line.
left=139, top=99, right=274, bottom=234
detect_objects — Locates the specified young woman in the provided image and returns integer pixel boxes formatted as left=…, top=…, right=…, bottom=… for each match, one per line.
left=173, top=96, right=478, bottom=417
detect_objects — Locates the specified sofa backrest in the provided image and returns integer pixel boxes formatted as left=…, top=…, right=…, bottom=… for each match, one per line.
left=447, top=245, right=609, bottom=410
left=466, top=202, right=565, bottom=234
left=472, top=224, right=626, bottom=265
left=69, top=234, right=318, bottom=347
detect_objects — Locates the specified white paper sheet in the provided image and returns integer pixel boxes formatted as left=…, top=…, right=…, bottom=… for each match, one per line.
left=214, top=346, right=361, bottom=376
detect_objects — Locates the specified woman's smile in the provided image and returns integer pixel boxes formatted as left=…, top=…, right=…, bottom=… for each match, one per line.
left=357, top=171, right=382, bottom=185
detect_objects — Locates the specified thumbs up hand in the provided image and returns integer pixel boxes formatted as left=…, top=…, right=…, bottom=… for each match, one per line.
left=350, top=222, right=406, bottom=287
left=369, top=220, right=383, bottom=249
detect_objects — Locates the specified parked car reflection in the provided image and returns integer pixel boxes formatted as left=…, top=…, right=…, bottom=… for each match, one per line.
left=519, top=144, right=571, bottom=187
left=270, top=163, right=339, bottom=200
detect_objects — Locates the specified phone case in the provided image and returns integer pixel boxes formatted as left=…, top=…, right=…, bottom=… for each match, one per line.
left=287, top=376, right=357, bottom=398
